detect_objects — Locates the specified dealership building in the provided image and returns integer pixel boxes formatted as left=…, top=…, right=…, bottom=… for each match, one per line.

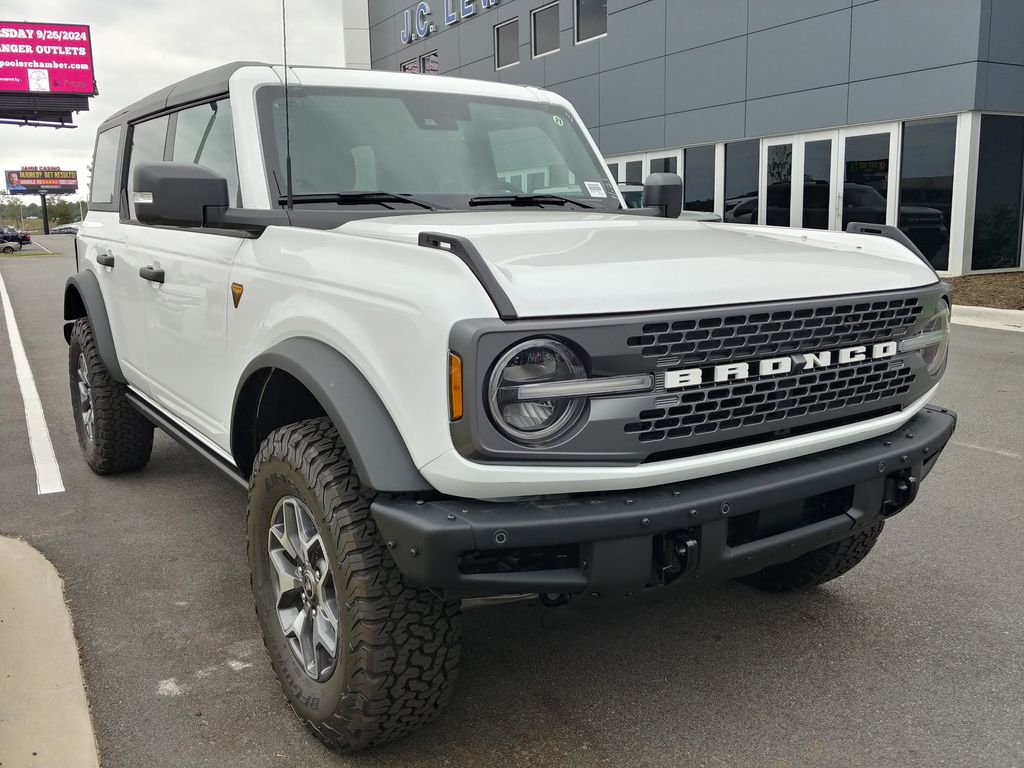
left=350, top=0, right=1024, bottom=276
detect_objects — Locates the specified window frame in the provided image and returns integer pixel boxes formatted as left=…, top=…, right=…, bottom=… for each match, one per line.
left=494, top=18, right=520, bottom=71
left=574, top=0, right=608, bottom=46
left=531, top=2, right=561, bottom=59
left=88, top=124, right=124, bottom=212
left=400, top=57, right=420, bottom=74
left=419, top=50, right=440, bottom=75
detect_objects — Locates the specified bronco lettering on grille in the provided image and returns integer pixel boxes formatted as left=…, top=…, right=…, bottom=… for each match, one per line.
left=664, top=342, right=898, bottom=390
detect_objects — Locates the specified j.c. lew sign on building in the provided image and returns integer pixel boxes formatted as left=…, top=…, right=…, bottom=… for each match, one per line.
left=401, top=0, right=501, bottom=44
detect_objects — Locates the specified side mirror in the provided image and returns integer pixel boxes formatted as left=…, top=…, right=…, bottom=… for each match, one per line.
left=643, top=173, right=683, bottom=219
left=133, top=161, right=229, bottom=228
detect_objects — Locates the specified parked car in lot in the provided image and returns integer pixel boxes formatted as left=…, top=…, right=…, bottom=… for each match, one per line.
left=51, top=223, right=81, bottom=234
left=1, top=226, right=31, bottom=245
left=65, top=62, right=955, bottom=753
left=1, top=239, right=22, bottom=254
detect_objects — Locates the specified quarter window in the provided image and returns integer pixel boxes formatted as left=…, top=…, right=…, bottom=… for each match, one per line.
left=89, top=125, right=121, bottom=206
left=495, top=19, right=519, bottom=69
left=575, top=0, right=607, bottom=44
left=171, top=99, right=240, bottom=205
left=532, top=3, right=560, bottom=58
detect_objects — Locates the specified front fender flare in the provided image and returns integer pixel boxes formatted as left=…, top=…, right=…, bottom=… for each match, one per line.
left=63, top=270, right=126, bottom=383
left=233, top=338, right=432, bottom=493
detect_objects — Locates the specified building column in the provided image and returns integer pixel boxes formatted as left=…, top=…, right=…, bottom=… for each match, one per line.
left=340, top=0, right=371, bottom=69
left=946, top=111, right=980, bottom=277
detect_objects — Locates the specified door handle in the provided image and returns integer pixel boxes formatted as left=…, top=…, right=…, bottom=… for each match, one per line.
left=139, top=265, right=165, bottom=284
left=96, top=252, right=115, bottom=268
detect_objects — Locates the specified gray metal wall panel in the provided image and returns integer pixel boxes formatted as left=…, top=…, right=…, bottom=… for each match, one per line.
left=600, top=115, right=665, bottom=154
left=370, top=14, right=399, bottom=63
left=746, top=84, right=849, bottom=136
left=500, top=42, right=544, bottom=83
left=665, top=37, right=746, bottom=114
left=977, top=63, right=1024, bottom=112
left=746, top=10, right=852, bottom=99
left=599, top=0, right=665, bottom=71
left=544, top=27, right=600, bottom=84
left=665, top=0, right=747, bottom=55
left=747, top=0, right=851, bottom=32
left=460, top=55, right=500, bottom=82
left=599, top=58, right=664, bottom=125
left=848, top=63, right=979, bottom=124
left=665, top=102, right=746, bottom=146
left=546, top=74, right=601, bottom=126
left=460, top=14, right=495, bottom=65
left=987, top=0, right=1024, bottom=65
left=850, top=0, right=985, bottom=81
left=369, top=0, right=399, bottom=27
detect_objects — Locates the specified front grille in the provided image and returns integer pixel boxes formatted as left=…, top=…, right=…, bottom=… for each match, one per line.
left=626, top=297, right=923, bottom=364
left=625, top=359, right=915, bottom=444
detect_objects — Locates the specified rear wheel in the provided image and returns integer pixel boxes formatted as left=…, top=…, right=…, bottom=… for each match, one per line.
left=739, top=521, right=884, bottom=592
left=248, top=417, right=461, bottom=752
left=2, top=245, right=14, bottom=254
left=68, top=317, right=153, bottom=474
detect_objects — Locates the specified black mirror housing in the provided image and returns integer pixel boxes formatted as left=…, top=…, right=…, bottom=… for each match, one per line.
left=643, top=172, right=683, bottom=219
left=133, top=162, right=229, bottom=228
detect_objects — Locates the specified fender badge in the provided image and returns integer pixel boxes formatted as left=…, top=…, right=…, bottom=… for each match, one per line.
left=230, top=283, right=244, bottom=308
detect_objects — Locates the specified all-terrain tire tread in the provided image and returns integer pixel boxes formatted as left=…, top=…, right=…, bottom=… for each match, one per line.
left=739, top=521, right=885, bottom=592
left=248, top=417, right=460, bottom=753
left=69, top=318, right=153, bottom=474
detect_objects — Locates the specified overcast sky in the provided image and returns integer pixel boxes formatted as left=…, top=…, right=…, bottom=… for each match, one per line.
left=1, top=0, right=349, bottom=201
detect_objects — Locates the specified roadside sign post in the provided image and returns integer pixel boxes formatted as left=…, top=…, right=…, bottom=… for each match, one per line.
left=39, top=193, right=49, bottom=235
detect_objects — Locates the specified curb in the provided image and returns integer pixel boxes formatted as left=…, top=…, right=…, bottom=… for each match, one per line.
left=951, top=304, right=1024, bottom=333
left=0, top=538, right=100, bottom=768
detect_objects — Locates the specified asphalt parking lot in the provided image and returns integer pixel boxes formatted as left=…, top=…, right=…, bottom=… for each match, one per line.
left=1, top=236, right=1023, bottom=768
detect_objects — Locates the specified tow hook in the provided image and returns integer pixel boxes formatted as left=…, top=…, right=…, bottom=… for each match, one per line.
left=656, top=535, right=699, bottom=584
left=883, top=472, right=919, bottom=517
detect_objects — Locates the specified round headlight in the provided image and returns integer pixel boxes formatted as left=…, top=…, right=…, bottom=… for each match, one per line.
left=487, top=339, right=586, bottom=444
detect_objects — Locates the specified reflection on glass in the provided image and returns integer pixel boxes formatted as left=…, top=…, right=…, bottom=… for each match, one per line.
left=420, top=51, right=439, bottom=75
left=765, top=143, right=792, bottom=226
left=724, top=139, right=758, bottom=224
left=650, top=156, right=677, bottom=174
left=684, top=145, right=714, bottom=212
left=972, top=115, right=1024, bottom=270
left=684, top=145, right=716, bottom=211
left=625, top=160, right=643, bottom=184
left=898, top=117, right=955, bottom=270
left=400, top=59, right=419, bottom=74
left=843, top=133, right=889, bottom=229
left=802, top=139, right=831, bottom=229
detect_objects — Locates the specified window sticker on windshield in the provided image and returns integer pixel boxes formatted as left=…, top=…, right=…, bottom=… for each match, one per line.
left=584, top=181, right=607, bottom=198
left=552, top=115, right=564, bottom=127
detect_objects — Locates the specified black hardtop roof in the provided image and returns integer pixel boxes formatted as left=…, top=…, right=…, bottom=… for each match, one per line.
left=96, top=61, right=274, bottom=131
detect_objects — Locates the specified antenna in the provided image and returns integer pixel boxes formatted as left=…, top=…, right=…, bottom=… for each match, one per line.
left=281, top=0, right=294, bottom=209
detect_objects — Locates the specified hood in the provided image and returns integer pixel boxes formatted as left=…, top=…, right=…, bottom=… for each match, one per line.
left=341, top=212, right=938, bottom=318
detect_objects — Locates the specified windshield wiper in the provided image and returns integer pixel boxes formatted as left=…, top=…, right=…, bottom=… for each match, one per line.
left=467, top=194, right=593, bottom=209
left=276, top=191, right=447, bottom=210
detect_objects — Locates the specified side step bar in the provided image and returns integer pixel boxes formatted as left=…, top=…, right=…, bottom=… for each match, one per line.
left=125, top=391, right=248, bottom=490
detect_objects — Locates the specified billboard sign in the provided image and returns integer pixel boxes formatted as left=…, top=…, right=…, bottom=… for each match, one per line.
left=5, top=167, right=79, bottom=194
left=0, top=21, right=96, bottom=95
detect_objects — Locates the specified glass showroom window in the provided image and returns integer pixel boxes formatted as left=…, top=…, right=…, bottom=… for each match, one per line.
left=533, top=2, right=559, bottom=58
left=576, top=0, right=607, bottom=44
left=495, top=19, right=520, bottom=69
left=650, top=155, right=678, bottom=174
left=724, top=139, right=759, bottom=224
left=624, top=160, right=643, bottom=184
left=802, top=138, right=832, bottom=230
left=899, top=116, right=956, bottom=271
left=684, top=145, right=714, bottom=212
left=971, top=115, right=1024, bottom=271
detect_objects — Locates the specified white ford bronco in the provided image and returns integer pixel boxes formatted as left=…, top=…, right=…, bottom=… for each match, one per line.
left=66, top=63, right=956, bottom=751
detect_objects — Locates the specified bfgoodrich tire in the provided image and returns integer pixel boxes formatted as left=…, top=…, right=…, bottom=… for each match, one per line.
left=247, top=417, right=461, bottom=752
left=68, top=317, right=154, bottom=474
left=739, top=521, right=885, bottom=592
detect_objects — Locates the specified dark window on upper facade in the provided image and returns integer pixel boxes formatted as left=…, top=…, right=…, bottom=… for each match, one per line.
left=576, top=0, right=607, bottom=43
left=495, top=19, right=520, bottom=69
left=899, top=117, right=956, bottom=271
left=725, top=139, right=758, bottom=224
left=972, top=114, right=1024, bottom=270
left=650, top=156, right=677, bottom=175
left=127, top=115, right=169, bottom=218
left=171, top=99, right=240, bottom=205
left=90, top=125, right=121, bottom=206
left=421, top=51, right=439, bottom=74
left=533, top=3, right=560, bottom=57
left=684, top=145, right=714, bottom=212
left=400, top=58, right=420, bottom=74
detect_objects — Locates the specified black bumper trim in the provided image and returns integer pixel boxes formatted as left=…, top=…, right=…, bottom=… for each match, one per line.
left=372, top=406, right=956, bottom=600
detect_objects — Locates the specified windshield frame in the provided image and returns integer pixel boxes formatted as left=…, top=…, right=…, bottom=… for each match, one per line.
left=254, top=84, right=624, bottom=212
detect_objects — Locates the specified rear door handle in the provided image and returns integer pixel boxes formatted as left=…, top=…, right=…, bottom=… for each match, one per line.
left=96, top=252, right=115, bottom=268
left=139, top=265, right=165, bottom=284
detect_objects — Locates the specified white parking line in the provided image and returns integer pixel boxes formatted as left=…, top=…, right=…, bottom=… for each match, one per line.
left=0, top=269, right=65, bottom=494
left=32, top=241, right=52, bottom=253
left=952, top=441, right=1021, bottom=460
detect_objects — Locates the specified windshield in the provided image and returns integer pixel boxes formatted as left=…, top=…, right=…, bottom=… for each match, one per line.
left=256, top=86, right=621, bottom=210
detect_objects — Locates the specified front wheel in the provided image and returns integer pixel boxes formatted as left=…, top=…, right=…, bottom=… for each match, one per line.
left=739, top=521, right=884, bottom=592
left=247, top=417, right=461, bottom=752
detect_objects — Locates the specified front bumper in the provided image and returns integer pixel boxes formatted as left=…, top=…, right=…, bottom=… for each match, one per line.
left=373, top=406, right=956, bottom=601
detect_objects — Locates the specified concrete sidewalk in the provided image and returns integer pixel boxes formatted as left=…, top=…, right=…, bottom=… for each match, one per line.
left=0, top=538, right=99, bottom=768
left=951, top=304, right=1024, bottom=333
